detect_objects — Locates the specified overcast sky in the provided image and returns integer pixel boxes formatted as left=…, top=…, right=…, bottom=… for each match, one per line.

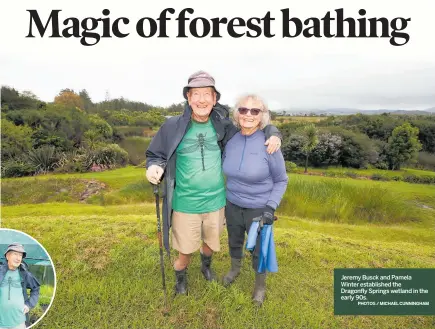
left=1, top=0, right=434, bottom=111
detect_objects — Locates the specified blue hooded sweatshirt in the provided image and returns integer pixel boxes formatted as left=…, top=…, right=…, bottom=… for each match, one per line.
left=222, top=130, right=288, bottom=210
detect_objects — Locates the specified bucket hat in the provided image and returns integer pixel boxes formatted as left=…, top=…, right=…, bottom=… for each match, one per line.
left=182, top=70, right=221, bottom=101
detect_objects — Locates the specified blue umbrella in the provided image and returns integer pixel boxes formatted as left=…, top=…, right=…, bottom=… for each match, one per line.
left=246, top=222, right=278, bottom=273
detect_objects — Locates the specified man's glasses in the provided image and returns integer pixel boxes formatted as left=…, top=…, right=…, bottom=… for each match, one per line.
left=238, top=107, right=262, bottom=116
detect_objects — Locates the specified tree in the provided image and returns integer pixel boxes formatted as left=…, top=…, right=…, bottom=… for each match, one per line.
left=282, top=134, right=306, bottom=165
left=60, top=88, right=75, bottom=94
left=79, top=89, right=93, bottom=111
left=410, top=120, right=435, bottom=153
left=83, top=130, right=103, bottom=150
left=1, top=86, right=42, bottom=111
left=88, top=114, right=113, bottom=138
left=387, top=122, right=422, bottom=170
left=1, top=119, right=33, bottom=159
left=270, top=111, right=277, bottom=120
left=300, top=124, right=319, bottom=173
left=326, top=126, right=378, bottom=169
left=310, top=133, right=342, bottom=166
left=31, top=104, right=91, bottom=150
left=54, top=90, right=84, bottom=109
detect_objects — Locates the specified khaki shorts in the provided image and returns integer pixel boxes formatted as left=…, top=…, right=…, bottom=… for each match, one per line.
left=172, top=207, right=225, bottom=254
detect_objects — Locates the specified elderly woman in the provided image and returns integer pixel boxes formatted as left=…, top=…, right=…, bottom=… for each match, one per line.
left=222, top=94, right=288, bottom=306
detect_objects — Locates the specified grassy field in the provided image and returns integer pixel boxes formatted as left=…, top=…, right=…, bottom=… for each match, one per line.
left=3, top=167, right=434, bottom=223
left=273, top=116, right=328, bottom=124
left=292, top=166, right=435, bottom=180
left=1, top=167, right=435, bottom=328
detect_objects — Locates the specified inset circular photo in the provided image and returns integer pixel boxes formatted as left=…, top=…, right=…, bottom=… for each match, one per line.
left=0, top=229, right=56, bottom=329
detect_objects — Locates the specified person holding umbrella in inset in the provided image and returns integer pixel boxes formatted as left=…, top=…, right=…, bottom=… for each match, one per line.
left=222, top=94, right=288, bottom=306
left=0, top=243, right=40, bottom=329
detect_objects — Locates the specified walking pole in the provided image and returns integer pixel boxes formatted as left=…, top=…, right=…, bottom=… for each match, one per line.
left=153, top=184, right=169, bottom=315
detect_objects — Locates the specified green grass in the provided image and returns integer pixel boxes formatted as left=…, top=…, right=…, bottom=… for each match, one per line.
left=273, top=116, right=328, bottom=124
left=279, top=175, right=435, bottom=225
left=2, top=204, right=434, bottom=329
left=292, top=166, right=435, bottom=184
left=1, top=167, right=434, bottom=328
left=1, top=166, right=145, bottom=189
left=3, top=167, right=434, bottom=225
left=1, top=178, right=88, bottom=205
left=1, top=167, right=154, bottom=206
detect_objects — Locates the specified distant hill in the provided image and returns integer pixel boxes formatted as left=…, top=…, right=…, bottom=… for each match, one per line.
left=277, top=107, right=435, bottom=116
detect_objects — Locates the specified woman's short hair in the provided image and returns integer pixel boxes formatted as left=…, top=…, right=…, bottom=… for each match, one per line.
left=232, top=94, right=271, bottom=130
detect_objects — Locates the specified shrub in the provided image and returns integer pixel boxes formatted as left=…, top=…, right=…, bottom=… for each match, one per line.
left=285, top=161, right=297, bottom=172
left=328, top=127, right=378, bottom=168
left=403, top=174, right=417, bottom=184
left=87, top=144, right=129, bottom=169
left=54, top=149, right=88, bottom=173
left=1, top=159, right=36, bottom=178
left=374, top=162, right=389, bottom=170
left=26, top=145, right=58, bottom=173
left=282, top=134, right=306, bottom=165
left=345, top=171, right=358, bottom=178
left=419, top=176, right=435, bottom=184
left=323, top=171, right=337, bottom=177
left=310, top=133, right=342, bottom=166
left=1, top=119, right=33, bottom=159
left=88, top=114, right=113, bottom=138
left=403, top=174, right=435, bottom=185
left=371, top=174, right=391, bottom=181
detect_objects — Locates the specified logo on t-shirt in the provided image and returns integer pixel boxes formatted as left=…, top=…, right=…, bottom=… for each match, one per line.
left=178, top=133, right=220, bottom=170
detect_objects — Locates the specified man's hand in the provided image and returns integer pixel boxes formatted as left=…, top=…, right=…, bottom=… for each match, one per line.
left=23, top=305, right=29, bottom=314
left=264, top=136, right=281, bottom=154
left=146, top=165, right=164, bottom=184
left=252, top=206, right=275, bottom=230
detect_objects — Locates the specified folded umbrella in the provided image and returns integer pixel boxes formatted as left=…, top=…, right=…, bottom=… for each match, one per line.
left=246, top=222, right=278, bottom=273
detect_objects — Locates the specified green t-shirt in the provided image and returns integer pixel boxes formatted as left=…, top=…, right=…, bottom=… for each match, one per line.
left=172, top=119, right=226, bottom=213
left=0, top=269, right=26, bottom=328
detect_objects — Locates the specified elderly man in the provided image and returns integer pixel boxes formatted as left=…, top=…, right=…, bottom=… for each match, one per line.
left=145, top=70, right=282, bottom=295
left=0, top=243, right=40, bottom=329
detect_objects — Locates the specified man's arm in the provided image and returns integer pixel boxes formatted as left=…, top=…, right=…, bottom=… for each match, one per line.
left=145, top=124, right=169, bottom=170
left=220, top=121, right=283, bottom=154
left=145, top=121, right=173, bottom=184
left=263, top=124, right=282, bottom=154
left=25, top=274, right=40, bottom=309
left=263, top=124, right=282, bottom=140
